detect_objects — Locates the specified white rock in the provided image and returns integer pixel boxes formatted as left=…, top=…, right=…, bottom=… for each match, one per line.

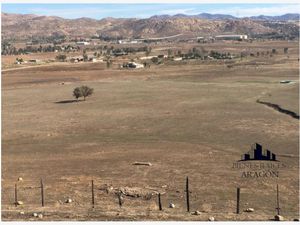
left=18, top=177, right=23, bottom=181
left=274, top=215, right=284, bottom=221
left=169, top=203, right=175, bottom=208
left=16, top=201, right=24, bottom=205
left=208, top=216, right=215, bottom=221
left=192, top=211, right=201, bottom=215
left=66, top=198, right=72, bottom=203
left=245, top=208, right=254, bottom=212
left=19, top=211, right=25, bottom=215
left=33, top=213, right=38, bottom=217
left=38, top=214, right=43, bottom=219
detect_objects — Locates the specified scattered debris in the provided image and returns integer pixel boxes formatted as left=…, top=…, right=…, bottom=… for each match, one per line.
left=99, top=184, right=114, bottom=194
left=280, top=80, right=293, bottom=84
left=245, top=208, right=254, bottom=212
left=274, top=215, right=284, bottom=221
left=32, top=213, right=38, bottom=217
left=117, top=187, right=154, bottom=200
left=65, top=198, right=73, bottom=203
left=169, top=203, right=175, bottom=208
left=208, top=216, right=215, bottom=221
left=16, top=201, right=24, bottom=205
left=132, top=162, right=152, bottom=166
left=18, top=177, right=23, bottom=182
left=192, top=211, right=201, bottom=215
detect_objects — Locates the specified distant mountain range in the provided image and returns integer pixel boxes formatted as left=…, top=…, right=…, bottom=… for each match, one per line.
left=151, top=13, right=299, bottom=21
left=1, top=12, right=299, bottom=41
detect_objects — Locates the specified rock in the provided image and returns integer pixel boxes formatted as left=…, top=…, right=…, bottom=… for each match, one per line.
left=16, top=201, right=24, bottom=205
left=19, top=211, right=25, bottom=215
left=169, top=203, right=175, bottom=208
left=245, top=208, right=254, bottom=212
left=274, top=215, right=284, bottom=221
left=65, top=198, right=72, bottom=203
left=18, top=177, right=23, bottom=182
left=38, top=214, right=43, bottom=219
left=192, top=211, right=201, bottom=215
left=33, top=213, right=38, bottom=217
left=132, top=162, right=152, bottom=166
left=293, top=218, right=299, bottom=221
left=208, top=216, right=215, bottom=221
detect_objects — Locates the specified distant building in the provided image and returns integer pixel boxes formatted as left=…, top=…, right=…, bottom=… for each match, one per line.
left=117, top=39, right=142, bottom=44
left=76, top=41, right=90, bottom=46
left=140, top=56, right=155, bottom=60
left=123, top=62, right=144, bottom=69
left=157, top=54, right=167, bottom=59
left=70, top=56, right=84, bottom=63
left=215, top=35, right=248, bottom=41
left=173, top=57, right=183, bottom=61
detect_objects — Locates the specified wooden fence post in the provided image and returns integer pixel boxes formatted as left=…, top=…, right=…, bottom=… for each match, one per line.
left=91, top=180, right=95, bottom=208
left=236, top=187, right=240, bottom=214
left=186, top=176, right=190, bottom=212
left=158, top=193, right=162, bottom=211
left=40, top=179, right=44, bottom=207
left=14, top=183, right=18, bottom=206
left=118, top=192, right=123, bottom=207
left=276, top=184, right=281, bottom=215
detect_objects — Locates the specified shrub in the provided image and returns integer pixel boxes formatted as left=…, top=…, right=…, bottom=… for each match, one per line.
left=73, top=86, right=94, bottom=101
left=56, top=54, right=67, bottom=62
left=73, top=87, right=82, bottom=100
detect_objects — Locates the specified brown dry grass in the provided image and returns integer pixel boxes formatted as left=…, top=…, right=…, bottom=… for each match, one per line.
left=1, top=41, right=299, bottom=221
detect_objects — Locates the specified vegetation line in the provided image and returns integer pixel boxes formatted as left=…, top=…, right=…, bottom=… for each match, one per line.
left=256, top=99, right=299, bottom=120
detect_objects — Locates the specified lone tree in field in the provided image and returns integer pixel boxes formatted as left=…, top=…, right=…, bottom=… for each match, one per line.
left=73, top=87, right=82, bottom=101
left=80, top=85, right=94, bottom=101
left=73, top=86, right=94, bottom=101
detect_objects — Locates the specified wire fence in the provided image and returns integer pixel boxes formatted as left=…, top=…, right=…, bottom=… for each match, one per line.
left=2, top=176, right=287, bottom=219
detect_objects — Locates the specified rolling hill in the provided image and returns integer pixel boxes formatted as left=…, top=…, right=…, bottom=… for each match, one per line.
left=1, top=12, right=299, bottom=41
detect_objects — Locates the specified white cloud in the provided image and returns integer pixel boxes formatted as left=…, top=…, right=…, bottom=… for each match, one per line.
left=206, top=4, right=300, bottom=17
left=28, top=7, right=136, bottom=18
left=158, top=8, right=197, bottom=15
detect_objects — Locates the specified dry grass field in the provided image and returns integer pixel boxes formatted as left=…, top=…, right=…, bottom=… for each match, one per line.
left=1, top=41, right=299, bottom=221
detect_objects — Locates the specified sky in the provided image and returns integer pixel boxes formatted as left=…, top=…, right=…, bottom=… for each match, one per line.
left=1, top=3, right=300, bottom=19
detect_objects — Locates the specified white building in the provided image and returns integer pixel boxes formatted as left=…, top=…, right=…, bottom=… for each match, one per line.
left=173, top=57, right=183, bottom=61
left=140, top=56, right=155, bottom=60
left=76, top=41, right=90, bottom=46
left=215, top=35, right=248, bottom=41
